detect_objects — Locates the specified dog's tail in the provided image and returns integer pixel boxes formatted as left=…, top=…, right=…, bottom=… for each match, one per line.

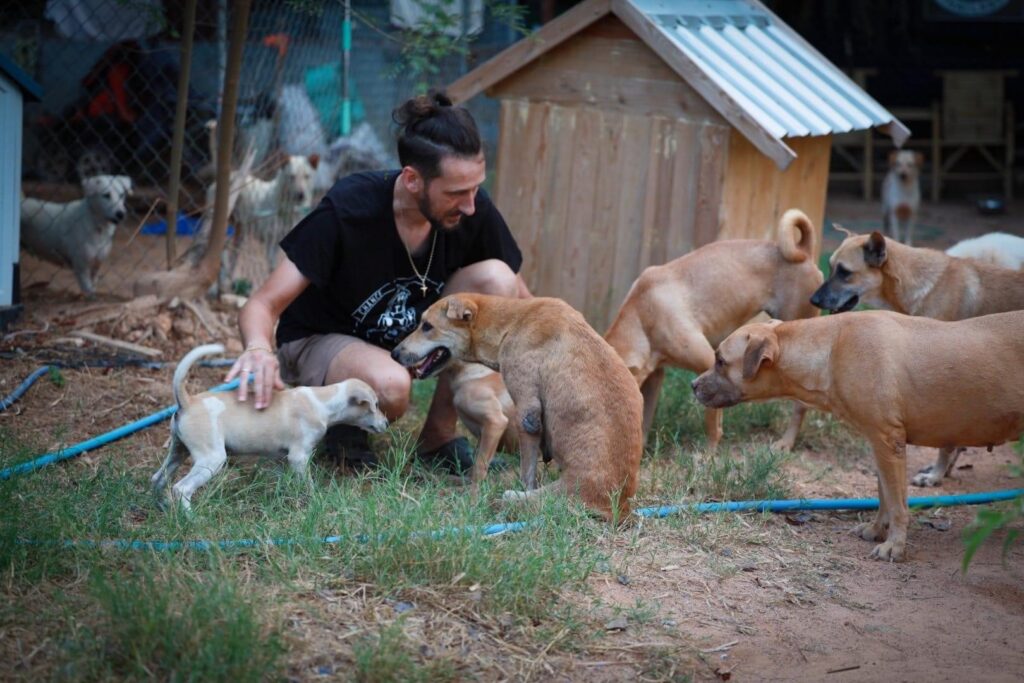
left=173, top=343, right=225, bottom=409
left=777, top=209, right=816, bottom=263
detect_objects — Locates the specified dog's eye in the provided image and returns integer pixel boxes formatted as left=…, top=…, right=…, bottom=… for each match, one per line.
left=103, top=192, right=111, bottom=199
left=421, top=321, right=433, bottom=333
left=834, top=264, right=851, bottom=280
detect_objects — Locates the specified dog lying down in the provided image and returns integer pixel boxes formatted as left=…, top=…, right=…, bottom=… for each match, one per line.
left=692, top=311, right=1024, bottom=562
left=20, top=175, right=132, bottom=297
left=946, top=232, right=1024, bottom=271
left=152, top=343, right=388, bottom=511
left=392, top=293, right=643, bottom=523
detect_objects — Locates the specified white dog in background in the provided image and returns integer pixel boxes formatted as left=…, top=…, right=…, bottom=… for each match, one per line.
left=881, top=150, right=923, bottom=245
left=946, top=232, right=1024, bottom=270
left=152, top=343, right=389, bottom=511
left=20, top=175, right=133, bottom=297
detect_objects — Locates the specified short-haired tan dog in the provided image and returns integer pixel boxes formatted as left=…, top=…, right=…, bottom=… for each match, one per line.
left=811, top=230, right=1024, bottom=486
left=152, top=343, right=389, bottom=510
left=392, top=294, right=643, bottom=522
left=605, top=209, right=822, bottom=452
left=692, top=311, right=1024, bottom=562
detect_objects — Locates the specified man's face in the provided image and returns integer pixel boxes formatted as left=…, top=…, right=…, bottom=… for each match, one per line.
left=415, top=154, right=486, bottom=230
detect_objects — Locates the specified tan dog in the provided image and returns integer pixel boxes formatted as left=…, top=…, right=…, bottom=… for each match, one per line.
left=152, top=344, right=388, bottom=510
left=692, top=311, right=1024, bottom=562
left=448, top=360, right=519, bottom=489
left=812, top=230, right=1024, bottom=486
left=605, top=209, right=823, bottom=452
left=812, top=230, right=1024, bottom=320
left=881, top=150, right=923, bottom=245
left=392, top=294, right=643, bottom=522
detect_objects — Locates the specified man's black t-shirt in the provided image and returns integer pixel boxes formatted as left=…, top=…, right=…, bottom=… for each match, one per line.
left=276, top=170, right=522, bottom=349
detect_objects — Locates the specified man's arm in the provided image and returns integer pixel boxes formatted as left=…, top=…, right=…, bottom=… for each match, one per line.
left=225, top=256, right=310, bottom=409
left=515, top=273, right=532, bottom=299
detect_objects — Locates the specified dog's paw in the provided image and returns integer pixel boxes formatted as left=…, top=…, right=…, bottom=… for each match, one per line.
left=869, top=539, right=906, bottom=562
left=502, top=489, right=528, bottom=503
left=911, top=466, right=943, bottom=487
left=851, top=521, right=887, bottom=543
left=771, top=436, right=796, bottom=452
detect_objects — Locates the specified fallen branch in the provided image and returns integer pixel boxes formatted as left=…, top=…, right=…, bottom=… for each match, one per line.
left=69, top=331, right=161, bottom=358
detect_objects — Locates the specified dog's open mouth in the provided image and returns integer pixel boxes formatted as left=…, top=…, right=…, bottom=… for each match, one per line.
left=410, top=347, right=451, bottom=379
left=830, top=294, right=860, bottom=314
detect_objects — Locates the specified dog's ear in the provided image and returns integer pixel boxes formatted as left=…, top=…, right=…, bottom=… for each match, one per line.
left=348, top=393, right=370, bottom=407
left=864, top=231, right=888, bottom=266
left=888, top=150, right=899, bottom=167
left=308, top=153, right=320, bottom=169
left=445, top=296, right=477, bottom=323
left=914, top=151, right=924, bottom=167
left=119, top=176, right=133, bottom=195
left=742, top=334, right=777, bottom=381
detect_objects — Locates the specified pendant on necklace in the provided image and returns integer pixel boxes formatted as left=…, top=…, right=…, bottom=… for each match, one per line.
left=420, top=283, right=428, bottom=296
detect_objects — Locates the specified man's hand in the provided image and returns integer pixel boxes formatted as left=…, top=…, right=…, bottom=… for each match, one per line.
left=225, top=347, right=285, bottom=409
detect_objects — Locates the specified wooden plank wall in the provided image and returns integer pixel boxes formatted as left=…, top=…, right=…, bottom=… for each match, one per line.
left=493, top=98, right=730, bottom=331
left=719, top=132, right=831, bottom=260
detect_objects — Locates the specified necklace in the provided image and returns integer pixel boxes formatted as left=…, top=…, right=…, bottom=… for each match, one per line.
left=403, top=229, right=437, bottom=297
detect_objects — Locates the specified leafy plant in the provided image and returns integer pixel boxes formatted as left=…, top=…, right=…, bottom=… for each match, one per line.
left=962, top=443, right=1024, bottom=572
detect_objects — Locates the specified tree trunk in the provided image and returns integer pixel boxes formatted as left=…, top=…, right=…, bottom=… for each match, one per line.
left=164, top=0, right=198, bottom=269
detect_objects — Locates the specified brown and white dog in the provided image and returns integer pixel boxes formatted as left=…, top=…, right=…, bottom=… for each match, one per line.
left=692, top=311, right=1024, bottom=562
left=152, top=343, right=388, bottom=511
left=604, top=209, right=823, bottom=452
left=881, top=150, right=923, bottom=246
left=392, top=294, right=643, bottom=522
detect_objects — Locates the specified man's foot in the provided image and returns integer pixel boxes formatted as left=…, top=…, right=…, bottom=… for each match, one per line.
left=324, top=425, right=378, bottom=471
left=418, top=437, right=475, bottom=476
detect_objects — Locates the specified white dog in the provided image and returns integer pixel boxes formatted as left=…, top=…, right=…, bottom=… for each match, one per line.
left=881, top=150, right=923, bottom=245
left=20, top=175, right=132, bottom=296
left=151, top=343, right=388, bottom=511
left=946, top=232, right=1024, bottom=270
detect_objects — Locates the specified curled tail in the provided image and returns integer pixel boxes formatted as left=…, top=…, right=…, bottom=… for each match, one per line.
left=173, top=343, right=225, bottom=410
left=777, top=209, right=816, bottom=263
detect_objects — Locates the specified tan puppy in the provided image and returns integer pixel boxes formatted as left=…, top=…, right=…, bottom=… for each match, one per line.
left=812, top=230, right=1024, bottom=486
left=152, top=343, right=388, bottom=510
left=605, top=209, right=823, bottom=452
left=692, top=311, right=1024, bottom=562
left=392, top=294, right=643, bottom=522
left=448, top=360, right=519, bottom=490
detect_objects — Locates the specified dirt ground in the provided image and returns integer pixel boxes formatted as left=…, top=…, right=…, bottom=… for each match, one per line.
left=5, top=194, right=1024, bottom=681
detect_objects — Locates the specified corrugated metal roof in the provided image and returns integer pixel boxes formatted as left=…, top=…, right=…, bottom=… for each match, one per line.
left=631, top=0, right=904, bottom=141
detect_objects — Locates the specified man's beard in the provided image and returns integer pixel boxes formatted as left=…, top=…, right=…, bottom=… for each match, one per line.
left=416, top=190, right=464, bottom=231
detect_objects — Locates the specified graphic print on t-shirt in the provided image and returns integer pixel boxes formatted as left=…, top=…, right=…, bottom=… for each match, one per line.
left=353, top=275, right=443, bottom=347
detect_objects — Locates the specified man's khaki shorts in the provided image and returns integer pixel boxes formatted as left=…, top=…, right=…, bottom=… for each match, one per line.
left=277, top=333, right=365, bottom=387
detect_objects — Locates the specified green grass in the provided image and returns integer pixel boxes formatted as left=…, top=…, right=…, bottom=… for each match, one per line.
left=352, top=622, right=458, bottom=683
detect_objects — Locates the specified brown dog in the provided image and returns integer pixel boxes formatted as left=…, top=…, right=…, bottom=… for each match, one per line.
left=812, top=230, right=1024, bottom=486
left=812, top=230, right=1024, bottom=320
left=692, top=311, right=1024, bottom=562
left=605, top=209, right=823, bottom=452
left=448, top=360, right=518, bottom=488
left=392, top=294, right=643, bottom=522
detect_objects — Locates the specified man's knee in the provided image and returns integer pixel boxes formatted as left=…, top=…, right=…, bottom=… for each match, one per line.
left=373, top=370, right=411, bottom=420
left=448, top=259, right=518, bottom=297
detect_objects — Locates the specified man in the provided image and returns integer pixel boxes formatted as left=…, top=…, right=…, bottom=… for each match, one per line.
left=226, top=91, right=529, bottom=472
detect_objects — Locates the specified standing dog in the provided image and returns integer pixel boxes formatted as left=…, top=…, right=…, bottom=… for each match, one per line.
left=692, top=311, right=1024, bottom=562
left=946, top=232, right=1024, bottom=270
left=812, top=230, right=1024, bottom=485
left=881, top=150, right=923, bottom=246
left=392, top=294, right=643, bottom=522
left=152, top=343, right=388, bottom=511
left=604, top=209, right=823, bottom=452
left=20, top=175, right=133, bottom=296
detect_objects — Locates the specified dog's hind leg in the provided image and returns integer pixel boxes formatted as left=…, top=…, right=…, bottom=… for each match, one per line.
left=151, top=432, right=189, bottom=509
left=171, top=446, right=227, bottom=511
left=911, top=447, right=964, bottom=487
left=772, top=403, right=807, bottom=452
left=517, top=403, right=543, bottom=491
left=639, top=367, right=665, bottom=443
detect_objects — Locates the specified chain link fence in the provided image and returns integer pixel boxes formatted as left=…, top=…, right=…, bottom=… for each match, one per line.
left=6, top=0, right=519, bottom=301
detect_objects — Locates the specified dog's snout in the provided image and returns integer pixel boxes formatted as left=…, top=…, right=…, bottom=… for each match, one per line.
left=114, top=210, right=125, bottom=222
left=810, top=289, right=824, bottom=308
left=690, top=377, right=700, bottom=392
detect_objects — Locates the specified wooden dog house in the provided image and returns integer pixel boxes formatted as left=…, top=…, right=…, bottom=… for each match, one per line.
left=448, top=0, right=909, bottom=329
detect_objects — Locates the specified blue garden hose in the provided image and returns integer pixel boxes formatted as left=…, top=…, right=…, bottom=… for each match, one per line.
left=0, top=377, right=240, bottom=480
left=0, top=366, right=51, bottom=412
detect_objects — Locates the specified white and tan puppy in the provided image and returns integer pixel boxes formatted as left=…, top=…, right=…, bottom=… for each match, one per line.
left=946, top=232, right=1024, bottom=270
left=881, top=150, right=923, bottom=246
left=692, top=311, right=1024, bottom=562
left=152, top=343, right=388, bottom=510
left=20, top=175, right=132, bottom=296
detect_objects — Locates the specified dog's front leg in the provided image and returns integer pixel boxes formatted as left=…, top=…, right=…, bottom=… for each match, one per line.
left=772, top=402, right=807, bottom=452
left=864, top=436, right=909, bottom=562
left=468, top=397, right=510, bottom=494
left=517, top=402, right=543, bottom=491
